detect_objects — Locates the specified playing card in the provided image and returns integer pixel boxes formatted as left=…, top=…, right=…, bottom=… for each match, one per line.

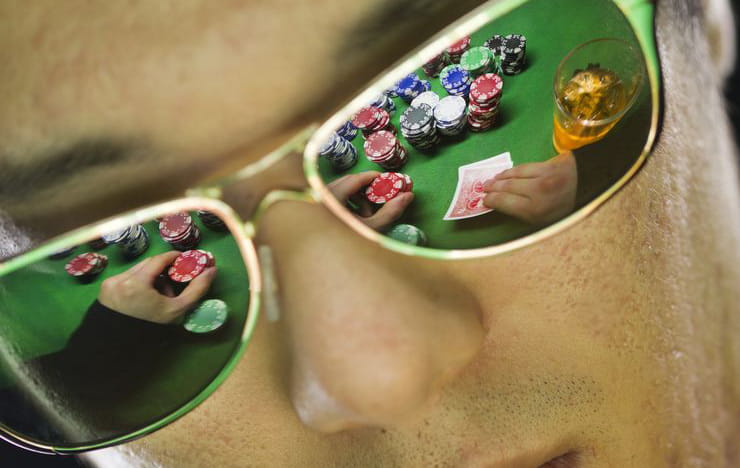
left=444, top=155, right=513, bottom=221
left=458, top=151, right=512, bottom=173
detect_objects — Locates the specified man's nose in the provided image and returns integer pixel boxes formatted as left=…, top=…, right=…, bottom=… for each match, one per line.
left=257, top=200, right=484, bottom=432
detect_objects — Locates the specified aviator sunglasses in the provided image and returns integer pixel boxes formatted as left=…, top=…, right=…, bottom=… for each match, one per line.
left=0, top=0, right=660, bottom=454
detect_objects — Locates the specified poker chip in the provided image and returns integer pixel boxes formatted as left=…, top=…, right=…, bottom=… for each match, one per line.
left=183, top=299, right=229, bottom=333
left=368, top=94, right=396, bottom=115
left=445, top=36, right=471, bottom=63
left=351, top=106, right=395, bottom=137
left=467, top=73, right=504, bottom=132
left=500, top=34, right=527, bottom=75
left=49, top=246, right=77, bottom=260
left=336, top=120, right=358, bottom=141
left=394, top=73, right=428, bottom=104
left=160, top=213, right=201, bottom=251
left=103, top=224, right=150, bottom=259
left=319, top=132, right=358, bottom=172
left=400, top=103, right=440, bottom=150
left=460, top=46, right=495, bottom=78
left=363, top=130, right=409, bottom=170
left=365, top=172, right=413, bottom=204
left=483, top=35, right=504, bottom=56
left=433, top=96, right=468, bottom=136
left=87, top=237, right=108, bottom=250
left=410, top=91, right=440, bottom=110
left=386, top=224, right=428, bottom=246
left=197, top=211, right=228, bottom=231
left=65, top=252, right=108, bottom=279
left=422, top=51, right=450, bottom=78
left=168, top=249, right=213, bottom=283
left=440, top=65, right=472, bottom=98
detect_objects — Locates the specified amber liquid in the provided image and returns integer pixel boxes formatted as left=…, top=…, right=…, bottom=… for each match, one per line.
left=553, top=66, right=627, bottom=152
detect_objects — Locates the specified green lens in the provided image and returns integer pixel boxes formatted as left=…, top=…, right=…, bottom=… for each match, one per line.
left=313, top=0, right=655, bottom=252
left=0, top=209, right=251, bottom=449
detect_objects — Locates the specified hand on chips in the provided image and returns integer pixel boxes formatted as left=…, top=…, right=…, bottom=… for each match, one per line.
left=98, top=251, right=217, bottom=324
left=328, top=171, right=414, bottom=232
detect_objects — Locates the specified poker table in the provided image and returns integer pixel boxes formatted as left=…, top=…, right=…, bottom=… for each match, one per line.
left=0, top=216, right=250, bottom=439
left=319, top=0, right=652, bottom=250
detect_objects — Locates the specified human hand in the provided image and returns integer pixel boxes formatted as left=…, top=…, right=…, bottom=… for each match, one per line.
left=328, top=171, right=414, bottom=231
left=482, top=152, right=578, bottom=226
left=98, top=251, right=217, bottom=324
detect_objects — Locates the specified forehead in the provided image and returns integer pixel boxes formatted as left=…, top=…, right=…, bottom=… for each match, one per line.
left=0, top=0, right=489, bottom=237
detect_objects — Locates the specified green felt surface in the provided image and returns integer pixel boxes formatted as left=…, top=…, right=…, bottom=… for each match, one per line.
left=319, top=0, right=652, bottom=250
left=0, top=215, right=250, bottom=438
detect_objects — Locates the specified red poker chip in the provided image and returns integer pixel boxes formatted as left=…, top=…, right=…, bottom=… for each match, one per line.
left=470, top=73, right=503, bottom=103
left=196, top=249, right=216, bottom=267
left=168, top=249, right=209, bottom=283
left=365, top=172, right=405, bottom=204
left=446, top=36, right=471, bottom=54
left=351, top=107, right=382, bottom=130
left=65, top=252, right=105, bottom=277
left=364, top=130, right=398, bottom=160
left=159, top=212, right=192, bottom=239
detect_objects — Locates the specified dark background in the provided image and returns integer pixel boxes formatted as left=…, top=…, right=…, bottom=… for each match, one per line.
left=3, top=6, right=740, bottom=468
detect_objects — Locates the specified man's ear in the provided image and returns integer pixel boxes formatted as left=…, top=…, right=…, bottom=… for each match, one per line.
left=701, top=0, right=736, bottom=80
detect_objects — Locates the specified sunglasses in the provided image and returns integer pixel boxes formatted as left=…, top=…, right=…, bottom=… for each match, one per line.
left=0, top=0, right=660, bottom=454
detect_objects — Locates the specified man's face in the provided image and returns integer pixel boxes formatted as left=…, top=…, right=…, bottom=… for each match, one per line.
left=2, top=0, right=740, bottom=466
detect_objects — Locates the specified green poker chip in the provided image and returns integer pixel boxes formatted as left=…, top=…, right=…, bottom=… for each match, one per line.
left=184, top=299, right=229, bottom=333
left=386, top=224, right=428, bottom=246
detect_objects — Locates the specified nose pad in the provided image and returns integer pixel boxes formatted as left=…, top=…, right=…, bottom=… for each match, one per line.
left=256, top=200, right=484, bottom=432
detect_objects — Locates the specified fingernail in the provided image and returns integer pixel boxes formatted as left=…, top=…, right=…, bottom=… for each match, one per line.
left=483, top=179, right=495, bottom=191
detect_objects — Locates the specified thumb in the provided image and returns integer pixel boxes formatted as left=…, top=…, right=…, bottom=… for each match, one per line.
left=173, top=266, right=217, bottom=309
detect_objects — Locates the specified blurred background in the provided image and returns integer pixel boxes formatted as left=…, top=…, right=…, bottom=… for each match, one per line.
left=2, top=5, right=740, bottom=468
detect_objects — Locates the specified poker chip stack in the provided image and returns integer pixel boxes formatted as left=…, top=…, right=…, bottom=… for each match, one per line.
left=483, top=34, right=504, bottom=56
left=394, top=73, right=431, bottom=104
left=336, top=120, right=358, bottom=141
left=363, top=130, right=408, bottom=170
left=422, top=51, right=449, bottom=78
left=102, top=224, right=150, bottom=259
left=500, top=34, right=527, bottom=75
left=445, top=36, right=471, bottom=63
left=434, top=95, right=468, bottom=137
left=352, top=106, right=396, bottom=137
left=368, top=94, right=396, bottom=115
left=319, top=132, right=359, bottom=171
left=159, top=212, right=201, bottom=251
left=386, top=224, right=428, bottom=246
left=440, top=65, right=473, bottom=98
left=65, top=252, right=108, bottom=279
left=410, top=91, right=440, bottom=110
left=168, top=249, right=215, bottom=283
left=365, top=172, right=413, bottom=204
left=400, top=103, right=440, bottom=150
left=87, top=237, right=107, bottom=250
left=197, top=210, right=228, bottom=231
left=460, top=46, right=495, bottom=78
left=467, top=73, right=504, bottom=132
left=49, top=246, right=76, bottom=260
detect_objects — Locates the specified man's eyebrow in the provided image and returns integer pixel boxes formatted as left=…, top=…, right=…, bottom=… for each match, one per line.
left=340, top=0, right=469, bottom=55
left=0, top=139, right=141, bottom=201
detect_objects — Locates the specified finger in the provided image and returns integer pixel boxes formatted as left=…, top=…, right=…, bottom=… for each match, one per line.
left=329, top=171, right=381, bottom=202
left=490, top=162, right=548, bottom=182
left=482, top=192, right=531, bottom=220
left=349, top=193, right=374, bottom=217
left=173, top=267, right=218, bottom=309
left=137, top=251, right=182, bottom=282
left=364, top=192, right=414, bottom=231
left=121, top=256, right=153, bottom=278
left=483, top=177, right=536, bottom=197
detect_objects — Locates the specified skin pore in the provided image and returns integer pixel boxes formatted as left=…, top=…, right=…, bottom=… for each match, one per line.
left=0, top=0, right=739, bottom=466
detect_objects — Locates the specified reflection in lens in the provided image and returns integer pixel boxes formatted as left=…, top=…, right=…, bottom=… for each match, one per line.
left=315, top=0, right=652, bottom=250
left=0, top=210, right=250, bottom=447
